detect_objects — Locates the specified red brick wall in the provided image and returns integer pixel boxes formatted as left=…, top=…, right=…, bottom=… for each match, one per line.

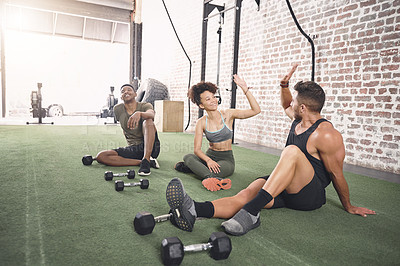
left=160, top=0, right=400, bottom=174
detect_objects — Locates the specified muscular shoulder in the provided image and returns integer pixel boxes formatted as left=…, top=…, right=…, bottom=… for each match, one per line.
left=316, top=121, right=341, bottom=138
left=314, top=121, right=344, bottom=152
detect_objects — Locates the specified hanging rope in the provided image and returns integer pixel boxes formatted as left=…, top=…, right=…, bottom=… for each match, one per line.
left=285, top=0, right=315, bottom=81
left=161, top=0, right=193, bottom=130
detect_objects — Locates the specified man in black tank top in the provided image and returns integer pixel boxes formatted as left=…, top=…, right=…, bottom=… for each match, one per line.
left=164, top=65, right=375, bottom=236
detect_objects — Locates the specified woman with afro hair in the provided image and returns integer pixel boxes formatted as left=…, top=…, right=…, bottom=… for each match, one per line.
left=175, top=75, right=261, bottom=191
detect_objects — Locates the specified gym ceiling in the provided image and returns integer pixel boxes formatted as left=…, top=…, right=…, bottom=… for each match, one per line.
left=3, top=0, right=135, bottom=43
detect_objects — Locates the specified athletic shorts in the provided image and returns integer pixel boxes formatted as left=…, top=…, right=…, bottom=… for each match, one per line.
left=257, top=174, right=326, bottom=211
left=113, top=132, right=160, bottom=160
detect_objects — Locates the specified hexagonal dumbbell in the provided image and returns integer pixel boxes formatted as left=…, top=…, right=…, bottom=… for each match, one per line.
left=104, top=170, right=135, bottom=181
left=82, top=155, right=96, bottom=166
left=134, top=211, right=173, bottom=235
left=114, top=179, right=149, bottom=191
left=161, top=232, right=232, bottom=265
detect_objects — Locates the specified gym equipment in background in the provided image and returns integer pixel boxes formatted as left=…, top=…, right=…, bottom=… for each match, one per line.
left=27, top=83, right=61, bottom=125
left=100, top=86, right=118, bottom=124
left=136, top=78, right=170, bottom=107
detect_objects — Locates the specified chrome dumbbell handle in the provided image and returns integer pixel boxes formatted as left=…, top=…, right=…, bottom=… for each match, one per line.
left=113, top=173, right=128, bottom=177
left=184, top=243, right=213, bottom=253
left=154, top=213, right=172, bottom=223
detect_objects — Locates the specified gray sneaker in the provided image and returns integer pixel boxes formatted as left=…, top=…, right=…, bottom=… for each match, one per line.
left=221, top=209, right=260, bottom=236
left=166, top=178, right=196, bottom=232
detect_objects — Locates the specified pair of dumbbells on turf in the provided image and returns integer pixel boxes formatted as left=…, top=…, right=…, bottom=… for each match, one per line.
left=133, top=211, right=232, bottom=265
left=104, top=170, right=149, bottom=191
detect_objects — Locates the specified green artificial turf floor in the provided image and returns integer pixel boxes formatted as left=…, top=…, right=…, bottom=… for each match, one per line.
left=0, top=125, right=399, bottom=265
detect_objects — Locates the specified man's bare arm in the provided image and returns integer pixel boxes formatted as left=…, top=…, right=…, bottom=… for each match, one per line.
left=280, top=64, right=298, bottom=119
left=127, top=109, right=155, bottom=129
left=318, top=126, right=376, bottom=217
left=140, top=109, right=155, bottom=120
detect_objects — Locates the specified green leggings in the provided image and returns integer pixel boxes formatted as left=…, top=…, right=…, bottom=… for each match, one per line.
left=183, top=149, right=235, bottom=179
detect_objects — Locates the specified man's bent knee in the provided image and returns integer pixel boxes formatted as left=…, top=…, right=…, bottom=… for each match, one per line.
left=233, top=178, right=268, bottom=203
left=280, top=145, right=305, bottom=160
left=142, top=119, right=155, bottom=128
left=142, top=119, right=156, bottom=138
left=235, top=186, right=259, bottom=204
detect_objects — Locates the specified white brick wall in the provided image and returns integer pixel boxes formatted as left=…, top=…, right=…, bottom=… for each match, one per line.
left=152, top=0, right=400, bottom=175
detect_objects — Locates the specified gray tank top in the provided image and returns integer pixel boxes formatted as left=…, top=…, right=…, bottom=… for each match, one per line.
left=204, top=111, right=233, bottom=143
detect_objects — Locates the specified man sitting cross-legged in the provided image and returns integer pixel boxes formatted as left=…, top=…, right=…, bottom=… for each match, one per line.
left=96, top=84, right=160, bottom=176
left=165, top=65, right=376, bottom=235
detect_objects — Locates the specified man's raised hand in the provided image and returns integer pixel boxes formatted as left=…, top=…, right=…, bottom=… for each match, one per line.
left=280, top=64, right=298, bottom=87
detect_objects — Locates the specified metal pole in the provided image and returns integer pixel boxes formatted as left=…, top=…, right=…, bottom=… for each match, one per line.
left=215, top=15, right=223, bottom=104
left=216, top=16, right=222, bottom=86
left=130, top=0, right=142, bottom=85
left=37, top=83, right=42, bottom=124
left=129, top=12, right=134, bottom=83
left=204, top=5, right=236, bottom=21
left=230, top=0, right=242, bottom=143
left=199, top=2, right=226, bottom=118
left=199, top=1, right=209, bottom=118
left=1, top=1, right=6, bottom=118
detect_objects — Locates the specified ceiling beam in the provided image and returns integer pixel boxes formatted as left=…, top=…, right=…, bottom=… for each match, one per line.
left=5, top=0, right=132, bottom=23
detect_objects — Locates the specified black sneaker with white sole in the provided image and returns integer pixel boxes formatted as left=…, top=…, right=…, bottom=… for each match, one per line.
left=166, top=178, right=196, bottom=232
left=138, top=159, right=151, bottom=176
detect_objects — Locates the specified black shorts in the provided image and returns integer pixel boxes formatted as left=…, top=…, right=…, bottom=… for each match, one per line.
left=257, top=174, right=326, bottom=211
left=113, top=132, right=160, bottom=160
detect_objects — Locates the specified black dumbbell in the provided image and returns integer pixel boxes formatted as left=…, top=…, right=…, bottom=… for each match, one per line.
left=82, top=155, right=96, bottom=165
left=104, top=170, right=135, bottom=181
left=161, top=232, right=232, bottom=265
left=115, top=179, right=149, bottom=191
left=134, top=211, right=173, bottom=235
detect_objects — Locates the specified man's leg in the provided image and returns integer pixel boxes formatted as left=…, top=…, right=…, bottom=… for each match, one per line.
left=96, top=150, right=141, bottom=166
left=196, top=176, right=285, bottom=218
left=221, top=145, right=315, bottom=235
left=138, top=119, right=159, bottom=175
left=142, top=119, right=156, bottom=161
left=211, top=178, right=267, bottom=218
left=165, top=177, right=267, bottom=231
